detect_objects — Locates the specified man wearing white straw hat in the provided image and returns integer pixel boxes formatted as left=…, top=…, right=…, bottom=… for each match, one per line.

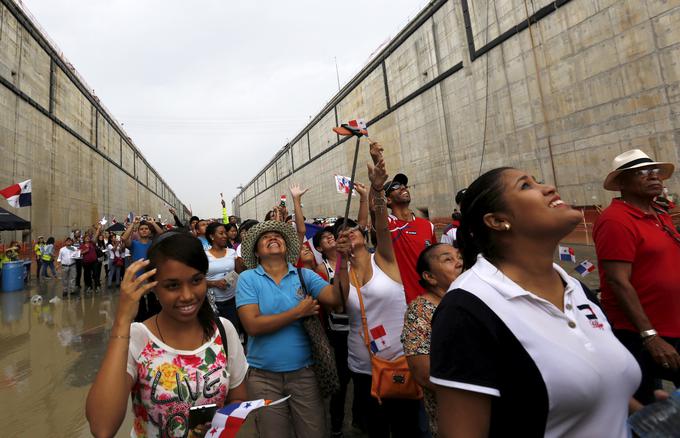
left=593, top=149, right=680, bottom=405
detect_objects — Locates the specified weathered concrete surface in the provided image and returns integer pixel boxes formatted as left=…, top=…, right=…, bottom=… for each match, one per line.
left=235, top=0, right=680, bottom=222
left=0, top=0, right=187, bottom=242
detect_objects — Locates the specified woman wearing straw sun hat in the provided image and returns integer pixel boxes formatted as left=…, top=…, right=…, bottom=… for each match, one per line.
left=594, top=148, right=680, bottom=406
left=236, top=220, right=345, bottom=437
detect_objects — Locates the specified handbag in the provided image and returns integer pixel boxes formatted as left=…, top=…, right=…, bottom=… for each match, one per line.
left=297, top=268, right=340, bottom=398
left=351, top=270, right=422, bottom=404
left=113, top=256, right=125, bottom=267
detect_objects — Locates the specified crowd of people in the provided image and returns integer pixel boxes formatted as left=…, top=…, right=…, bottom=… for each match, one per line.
left=80, top=145, right=679, bottom=438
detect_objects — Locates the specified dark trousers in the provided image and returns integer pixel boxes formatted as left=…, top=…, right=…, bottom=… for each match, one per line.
left=83, top=262, right=94, bottom=289
left=614, top=329, right=680, bottom=404
left=350, top=371, right=420, bottom=438
left=215, top=298, right=240, bottom=331
left=35, top=257, right=42, bottom=279
left=75, top=259, right=82, bottom=287
left=327, top=329, right=351, bottom=433
left=92, top=261, right=102, bottom=288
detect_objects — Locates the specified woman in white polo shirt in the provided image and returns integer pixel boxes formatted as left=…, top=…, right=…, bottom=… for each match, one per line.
left=430, top=167, right=641, bottom=437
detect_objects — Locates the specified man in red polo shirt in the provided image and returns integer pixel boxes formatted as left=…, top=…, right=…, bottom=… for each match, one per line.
left=369, top=142, right=435, bottom=303
left=593, top=149, right=680, bottom=404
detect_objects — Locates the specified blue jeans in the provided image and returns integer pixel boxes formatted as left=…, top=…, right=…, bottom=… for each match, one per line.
left=41, top=260, right=56, bottom=277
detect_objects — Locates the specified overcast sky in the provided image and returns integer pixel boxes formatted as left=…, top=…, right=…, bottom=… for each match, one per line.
left=24, top=0, right=427, bottom=218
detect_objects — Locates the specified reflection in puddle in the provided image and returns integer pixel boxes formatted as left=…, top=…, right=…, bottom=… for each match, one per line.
left=0, top=280, right=120, bottom=437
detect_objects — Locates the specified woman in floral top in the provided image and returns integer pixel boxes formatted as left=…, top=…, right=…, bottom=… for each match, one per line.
left=401, top=243, right=462, bottom=437
left=86, top=233, right=248, bottom=438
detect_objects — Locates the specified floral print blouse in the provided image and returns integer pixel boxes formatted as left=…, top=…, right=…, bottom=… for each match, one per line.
left=126, top=318, right=248, bottom=437
left=401, top=295, right=439, bottom=437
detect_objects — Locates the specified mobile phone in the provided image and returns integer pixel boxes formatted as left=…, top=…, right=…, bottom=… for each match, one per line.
left=188, top=403, right=217, bottom=428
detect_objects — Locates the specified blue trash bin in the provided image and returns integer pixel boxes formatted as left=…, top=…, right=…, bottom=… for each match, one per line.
left=2, top=261, right=25, bottom=292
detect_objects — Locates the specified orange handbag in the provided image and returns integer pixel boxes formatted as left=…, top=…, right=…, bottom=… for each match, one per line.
left=352, top=270, right=423, bottom=404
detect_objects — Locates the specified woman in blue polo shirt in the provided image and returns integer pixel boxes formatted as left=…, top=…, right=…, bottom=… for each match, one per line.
left=430, top=167, right=641, bottom=437
left=236, top=220, right=344, bottom=437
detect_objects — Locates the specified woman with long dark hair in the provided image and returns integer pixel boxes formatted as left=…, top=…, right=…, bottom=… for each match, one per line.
left=86, top=233, right=248, bottom=438
left=333, top=157, right=419, bottom=438
left=430, top=168, right=641, bottom=437
left=205, top=222, right=239, bottom=329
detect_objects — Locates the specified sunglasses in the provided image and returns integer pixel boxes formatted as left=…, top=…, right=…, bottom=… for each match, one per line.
left=386, top=182, right=408, bottom=194
left=633, top=167, right=661, bottom=178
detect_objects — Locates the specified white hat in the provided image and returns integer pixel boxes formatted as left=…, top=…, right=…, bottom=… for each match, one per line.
left=603, top=149, right=674, bottom=191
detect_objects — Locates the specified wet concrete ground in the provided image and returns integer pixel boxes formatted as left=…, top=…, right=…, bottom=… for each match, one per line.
left=0, top=244, right=612, bottom=437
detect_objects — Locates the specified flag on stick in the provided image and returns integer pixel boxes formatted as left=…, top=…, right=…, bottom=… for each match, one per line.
left=0, top=179, right=31, bottom=207
left=575, top=260, right=596, bottom=277
left=206, top=396, right=290, bottom=438
left=558, top=245, right=576, bottom=263
left=334, top=175, right=356, bottom=196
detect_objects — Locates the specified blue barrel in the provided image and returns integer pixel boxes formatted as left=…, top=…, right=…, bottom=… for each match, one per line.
left=2, top=261, right=25, bottom=292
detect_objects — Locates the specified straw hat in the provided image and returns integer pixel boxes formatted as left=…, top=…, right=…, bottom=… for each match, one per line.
left=240, top=221, right=300, bottom=269
left=603, top=149, right=674, bottom=191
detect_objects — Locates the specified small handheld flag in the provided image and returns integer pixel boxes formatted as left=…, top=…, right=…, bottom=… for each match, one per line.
left=206, top=396, right=291, bottom=438
left=558, top=245, right=576, bottom=263
left=99, top=216, right=107, bottom=226
left=0, top=179, right=32, bottom=207
left=334, top=175, right=356, bottom=196
left=575, top=260, right=596, bottom=277
left=369, top=324, right=390, bottom=353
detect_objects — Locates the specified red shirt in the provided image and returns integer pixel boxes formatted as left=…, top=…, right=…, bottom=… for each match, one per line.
left=388, top=214, right=436, bottom=303
left=593, top=198, right=680, bottom=337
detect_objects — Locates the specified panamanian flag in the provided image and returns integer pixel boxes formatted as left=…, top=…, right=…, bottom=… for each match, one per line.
left=0, top=179, right=31, bottom=207
left=334, top=175, right=356, bottom=196
left=369, top=324, right=391, bottom=353
left=206, top=396, right=290, bottom=438
left=558, top=245, right=576, bottom=263
left=575, top=260, right=596, bottom=277
left=348, top=118, right=368, bottom=135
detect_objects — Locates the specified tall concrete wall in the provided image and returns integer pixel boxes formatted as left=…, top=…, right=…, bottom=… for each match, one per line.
left=234, top=0, right=680, bottom=222
left=0, top=0, right=188, bottom=242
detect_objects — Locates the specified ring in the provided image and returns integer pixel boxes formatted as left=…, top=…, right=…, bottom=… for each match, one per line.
left=662, top=362, right=670, bottom=368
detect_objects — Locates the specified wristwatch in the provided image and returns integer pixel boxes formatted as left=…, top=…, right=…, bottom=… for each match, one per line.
left=640, top=329, right=658, bottom=339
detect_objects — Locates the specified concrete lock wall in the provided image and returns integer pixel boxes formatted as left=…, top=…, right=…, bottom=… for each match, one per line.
left=0, top=0, right=189, bottom=243
left=234, top=0, right=680, bottom=223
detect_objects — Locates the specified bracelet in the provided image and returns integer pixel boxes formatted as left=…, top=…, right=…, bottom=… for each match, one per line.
left=110, top=334, right=131, bottom=340
left=371, top=186, right=383, bottom=193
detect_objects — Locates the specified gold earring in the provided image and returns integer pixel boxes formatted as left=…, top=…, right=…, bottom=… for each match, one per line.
left=504, top=223, right=511, bottom=231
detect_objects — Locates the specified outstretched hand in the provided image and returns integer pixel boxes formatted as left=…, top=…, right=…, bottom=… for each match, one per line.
left=369, top=141, right=384, bottom=164
left=290, top=183, right=310, bottom=199
left=335, top=230, right=354, bottom=259
left=353, top=182, right=367, bottom=198
left=367, top=158, right=388, bottom=188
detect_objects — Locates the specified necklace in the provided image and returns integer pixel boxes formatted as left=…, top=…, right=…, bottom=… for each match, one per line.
left=155, top=315, right=166, bottom=344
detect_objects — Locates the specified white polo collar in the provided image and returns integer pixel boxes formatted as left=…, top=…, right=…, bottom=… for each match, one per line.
left=470, top=255, right=577, bottom=301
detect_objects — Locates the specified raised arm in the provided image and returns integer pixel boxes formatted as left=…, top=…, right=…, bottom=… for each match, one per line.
left=86, top=260, right=158, bottom=438
left=290, top=184, right=309, bottom=244
left=169, top=207, right=184, bottom=228
left=147, top=217, right=165, bottom=236
left=354, top=182, right=369, bottom=229
left=221, top=198, right=228, bottom=224
left=121, top=217, right=138, bottom=248
left=368, top=159, right=396, bottom=265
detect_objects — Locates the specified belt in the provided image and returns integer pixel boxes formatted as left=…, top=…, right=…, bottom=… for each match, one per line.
left=61, top=263, right=74, bottom=267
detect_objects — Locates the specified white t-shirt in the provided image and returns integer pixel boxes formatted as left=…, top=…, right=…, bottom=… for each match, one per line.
left=440, top=227, right=457, bottom=245
left=206, top=249, right=238, bottom=301
left=126, top=317, right=248, bottom=438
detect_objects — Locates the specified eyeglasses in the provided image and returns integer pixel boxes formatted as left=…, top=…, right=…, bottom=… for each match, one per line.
left=634, top=168, right=661, bottom=178
left=387, top=183, right=408, bottom=194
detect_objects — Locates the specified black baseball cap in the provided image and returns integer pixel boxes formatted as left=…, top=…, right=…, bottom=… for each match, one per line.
left=455, top=188, right=467, bottom=206
left=383, top=173, right=408, bottom=196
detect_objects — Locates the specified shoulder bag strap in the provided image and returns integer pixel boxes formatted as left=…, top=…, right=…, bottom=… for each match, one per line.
left=297, top=267, right=309, bottom=296
left=213, top=314, right=229, bottom=359
left=350, top=269, right=374, bottom=357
